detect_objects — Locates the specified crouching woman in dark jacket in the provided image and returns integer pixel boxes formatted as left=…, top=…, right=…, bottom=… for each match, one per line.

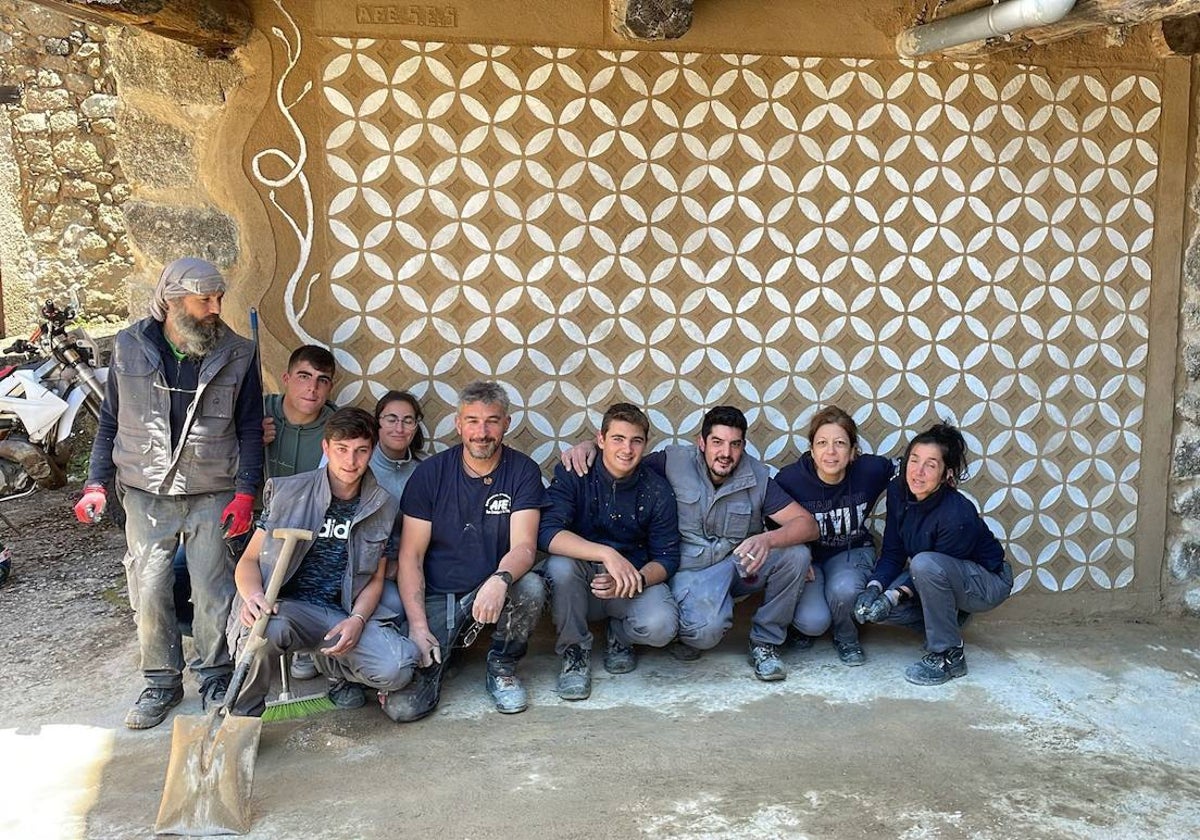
left=855, top=422, right=1013, bottom=686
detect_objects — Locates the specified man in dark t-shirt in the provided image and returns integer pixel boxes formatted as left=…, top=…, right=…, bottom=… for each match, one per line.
left=384, top=381, right=546, bottom=722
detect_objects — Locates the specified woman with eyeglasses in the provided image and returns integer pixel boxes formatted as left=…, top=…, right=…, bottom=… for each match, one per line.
left=370, top=390, right=426, bottom=500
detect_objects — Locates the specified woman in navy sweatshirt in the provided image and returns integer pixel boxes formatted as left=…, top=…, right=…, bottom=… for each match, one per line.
left=774, top=406, right=894, bottom=666
left=855, top=422, right=1013, bottom=686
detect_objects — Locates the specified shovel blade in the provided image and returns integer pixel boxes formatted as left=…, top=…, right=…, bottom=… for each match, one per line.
left=154, top=712, right=263, bottom=836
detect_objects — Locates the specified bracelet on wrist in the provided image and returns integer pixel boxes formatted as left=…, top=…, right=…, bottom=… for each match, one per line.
left=350, top=612, right=366, bottom=625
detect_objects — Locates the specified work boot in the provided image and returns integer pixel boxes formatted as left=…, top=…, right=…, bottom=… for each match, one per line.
left=328, top=678, right=366, bottom=709
left=603, top=622, right=637, bottom=674
left=485, top=653, right=528, bottom=714
left=557, top=645, right=592, bottom=701
left=199, top=673, right=230, bottom=711
left=668, top=640, right=702, bottom=662
left=834, top=639, right=866, bottom=666
left=785, top=626, right=815, bottom=650
left=380, top=664, right=442, bottom=723
left=290, top=652, right=319, bottom=680
left=748, top=642, right=787, bottom=682
left=904, top=646, right=968, bottom=686
left=125, top=685, right=185, bottom=730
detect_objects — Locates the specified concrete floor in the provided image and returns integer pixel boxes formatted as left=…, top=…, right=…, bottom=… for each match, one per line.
left=3, top=616, right=1200, bottom=839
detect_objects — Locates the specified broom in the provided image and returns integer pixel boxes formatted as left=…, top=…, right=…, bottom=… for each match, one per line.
left=250, top=307, right=338, bottom=723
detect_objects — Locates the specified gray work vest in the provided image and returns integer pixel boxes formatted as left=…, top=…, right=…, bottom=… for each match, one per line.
left=664, top=444, right=771, bottom=571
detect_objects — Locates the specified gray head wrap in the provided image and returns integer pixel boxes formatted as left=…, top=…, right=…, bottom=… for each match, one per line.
left=148, top=258, right=227, bottom=321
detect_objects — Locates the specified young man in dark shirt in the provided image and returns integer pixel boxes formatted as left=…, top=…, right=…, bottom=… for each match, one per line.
left=540, top=403, right=680, bottom=700
left=229, top=407, right=417, bottom=717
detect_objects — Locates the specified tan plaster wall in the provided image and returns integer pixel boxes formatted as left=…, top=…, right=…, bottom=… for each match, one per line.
left=228, top=0, right=1184, bottom=616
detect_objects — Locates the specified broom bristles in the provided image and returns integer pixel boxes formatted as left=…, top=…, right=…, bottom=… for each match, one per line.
left=262, top=692, right=338, bottom=722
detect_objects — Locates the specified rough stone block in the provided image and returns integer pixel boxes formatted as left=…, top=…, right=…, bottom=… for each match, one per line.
left=0, top=32, right=12, bottom=54
left=1174, top=487, right=1200, bottom=518
left=65, top=73, right=96, bottom=95
left=43, top=37, right=71, bottom=56
left=49, top=203, right=90, bottom=230
left=81, top=93, right=117, bottom=119
left=96, top=205, right=125, bottom=234
left=1187, top=346, right=1200, bottom=382
left=76, top=41, right=100, bottom=59
left=23, top=87, right=70, bottom=111
left=13, top=112, right=48, bottom=133
left=77, top=232, right=109, bottom=260
left=91, top=117, right=117, bottom=135
left=63, top=178, right=100, bottom=202
left=112, top=33, right=240, bottom=107
left=32, top=175, right=61, bottom=203
left=1174, top=437, right=1200, bottom=477
left=1169, top=539, right=1200, bottom=581
left=36, top=69, right=62, bottom=87
left=123, top=200, right=239, bottom=269
left=1184, top=302, right=1200, bottom=332
left=53, top=137, right=105, bottom=172
left=116, top=110, right=195, bottom=188
left=49, top=110, right=80, bottom=133
left=1181, top=393, right=1200, bottom=427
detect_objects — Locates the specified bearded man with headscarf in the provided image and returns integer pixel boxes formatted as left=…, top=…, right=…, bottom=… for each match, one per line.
left=74, top=258, right=264, bottom=730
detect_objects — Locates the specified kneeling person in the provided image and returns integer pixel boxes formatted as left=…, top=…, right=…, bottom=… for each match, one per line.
left=229, top=407, right=417, bottom=716
left=541, top=403, right=680, bottom=700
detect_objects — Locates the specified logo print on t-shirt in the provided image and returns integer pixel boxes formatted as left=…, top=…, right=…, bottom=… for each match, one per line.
left=484, top=493, right=512, bottom=515
left=319, top=514, right=352, bottom=539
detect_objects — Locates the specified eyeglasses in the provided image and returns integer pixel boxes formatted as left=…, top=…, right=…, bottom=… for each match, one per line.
left=380, top=414, right=418, bottom=428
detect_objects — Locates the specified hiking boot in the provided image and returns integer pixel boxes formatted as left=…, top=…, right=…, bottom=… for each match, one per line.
left=748, top=643, right=787, bottom=682
left=199, top=673, right=230, bottom=711
left=124, top=685, right=184, bottom=730
left=604, top=624, right=637, bottom=674
left=379, top=664, right=442, bottom=723
left=485, top=654, right=528, bottom=714
left=557, top=645, right=592, bottom=701
left=785, top=626, right=815, bottom=650
left=328, top=678, right=366, bottom=709
left=290, top=652, right=319, bottom=680
left=904, top=646, right=968, bottom=686
left=668, top=641, right=702, bottom=662
left=834, top=639, right=866, bottom=666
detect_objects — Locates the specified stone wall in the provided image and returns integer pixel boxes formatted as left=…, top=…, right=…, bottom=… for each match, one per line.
left=0, top=0, right=130, bottom=330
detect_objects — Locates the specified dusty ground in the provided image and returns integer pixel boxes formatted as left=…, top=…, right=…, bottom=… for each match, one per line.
left=2, top=486, right=1200, bottom=839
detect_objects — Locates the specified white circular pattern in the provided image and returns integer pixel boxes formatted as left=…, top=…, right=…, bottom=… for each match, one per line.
left=250, top=19, right=1159, bottom=596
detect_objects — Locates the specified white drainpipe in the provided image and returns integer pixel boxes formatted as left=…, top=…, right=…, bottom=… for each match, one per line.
left=896, top=0, right=1077, bottom=58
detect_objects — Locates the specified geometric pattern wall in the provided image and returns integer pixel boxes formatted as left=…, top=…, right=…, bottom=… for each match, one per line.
left=248, top=5, right=1161, bottom=595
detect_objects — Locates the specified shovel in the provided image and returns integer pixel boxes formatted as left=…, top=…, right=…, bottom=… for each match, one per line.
left=154, top=527, right=313, bottom=836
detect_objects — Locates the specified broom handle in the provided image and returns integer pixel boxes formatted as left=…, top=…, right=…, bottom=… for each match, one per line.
left=249, top=307, right=271, bottom=483
left=221, top=528, right=312, bottom=715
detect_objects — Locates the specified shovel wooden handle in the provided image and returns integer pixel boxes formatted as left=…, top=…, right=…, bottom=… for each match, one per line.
left=222, top=527, right=314, bottom=715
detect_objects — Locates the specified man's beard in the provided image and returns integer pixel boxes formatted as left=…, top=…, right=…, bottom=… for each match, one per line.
left=167, top=306, right=222, bottom=358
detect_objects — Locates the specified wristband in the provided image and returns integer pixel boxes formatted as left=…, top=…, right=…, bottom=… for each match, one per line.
left=83, top=483, right=106, bottom=494
left=350, top=612, right=366, bottom=625
left=639, top=570, right=648, bottom=588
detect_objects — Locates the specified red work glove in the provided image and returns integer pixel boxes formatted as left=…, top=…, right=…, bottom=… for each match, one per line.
left=74, top=484, right=107, bottom=523
left=221, top=492, right=256, bottom=537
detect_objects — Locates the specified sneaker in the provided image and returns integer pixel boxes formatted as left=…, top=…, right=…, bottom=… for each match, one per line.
left=834, top=639, right=866, bottom=666
left=904, top=646, right=968, bottom=686
left=0, top=543, right=10, bottom=587
left=379, top=664, right=442, bottom=723
left=199, top=673, right=230, bottom=711
left=124, top=685, right=185, bottom=730
left=328, top=678, right=366, bottom=709
left=557, top=645, right=592, bottom=701
left=485, top=655, right=528, bottom=714
left=785, top=627, right=815, bottom=650
left=603, top=624, right=637, bottom=674
left=748, top=643, right=786, bottom=682
left=668, top=641, right=701, bottom=662
left=290, top=652, right=319, bottom=680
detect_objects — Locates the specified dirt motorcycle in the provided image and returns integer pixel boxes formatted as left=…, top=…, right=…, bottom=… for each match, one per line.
left=0, top=300, right=107, bottom=499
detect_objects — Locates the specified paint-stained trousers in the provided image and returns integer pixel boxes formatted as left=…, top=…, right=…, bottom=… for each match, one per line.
left=228, top=600, right=418, bottom=716
left=671, top=544, right=810, bottom=649
left=543, top=555, right=679, bottom=654
left=121, top=486, right=235, bottom=689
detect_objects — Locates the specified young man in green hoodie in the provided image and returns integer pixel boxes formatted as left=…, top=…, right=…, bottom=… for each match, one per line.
left=262, top=345, right=338, bottom=476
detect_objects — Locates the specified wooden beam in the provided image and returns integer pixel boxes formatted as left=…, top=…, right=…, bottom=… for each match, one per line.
left=23, top=0, right=252, bottom=56
left=611, top=0, right=694, bottom=41
left=911, top=0, right=1200, bottom=59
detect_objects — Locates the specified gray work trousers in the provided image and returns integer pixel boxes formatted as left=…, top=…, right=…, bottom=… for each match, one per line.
left=881, top=551, right=1014, bottom=652
left=543, top=555, right=678, bottom=654
left=229, top=599, right=418, bottom=716
left=792, top=546, right=878, bottom=645
left=672, top=543, right=810, bottom=649
left=121, top=486, right=235, bottom=688
left=416, top=572, right=547, bottom=661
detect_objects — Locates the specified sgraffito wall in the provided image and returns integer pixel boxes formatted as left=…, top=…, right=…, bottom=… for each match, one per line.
left=243, top=1, right=1184, bottom=610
